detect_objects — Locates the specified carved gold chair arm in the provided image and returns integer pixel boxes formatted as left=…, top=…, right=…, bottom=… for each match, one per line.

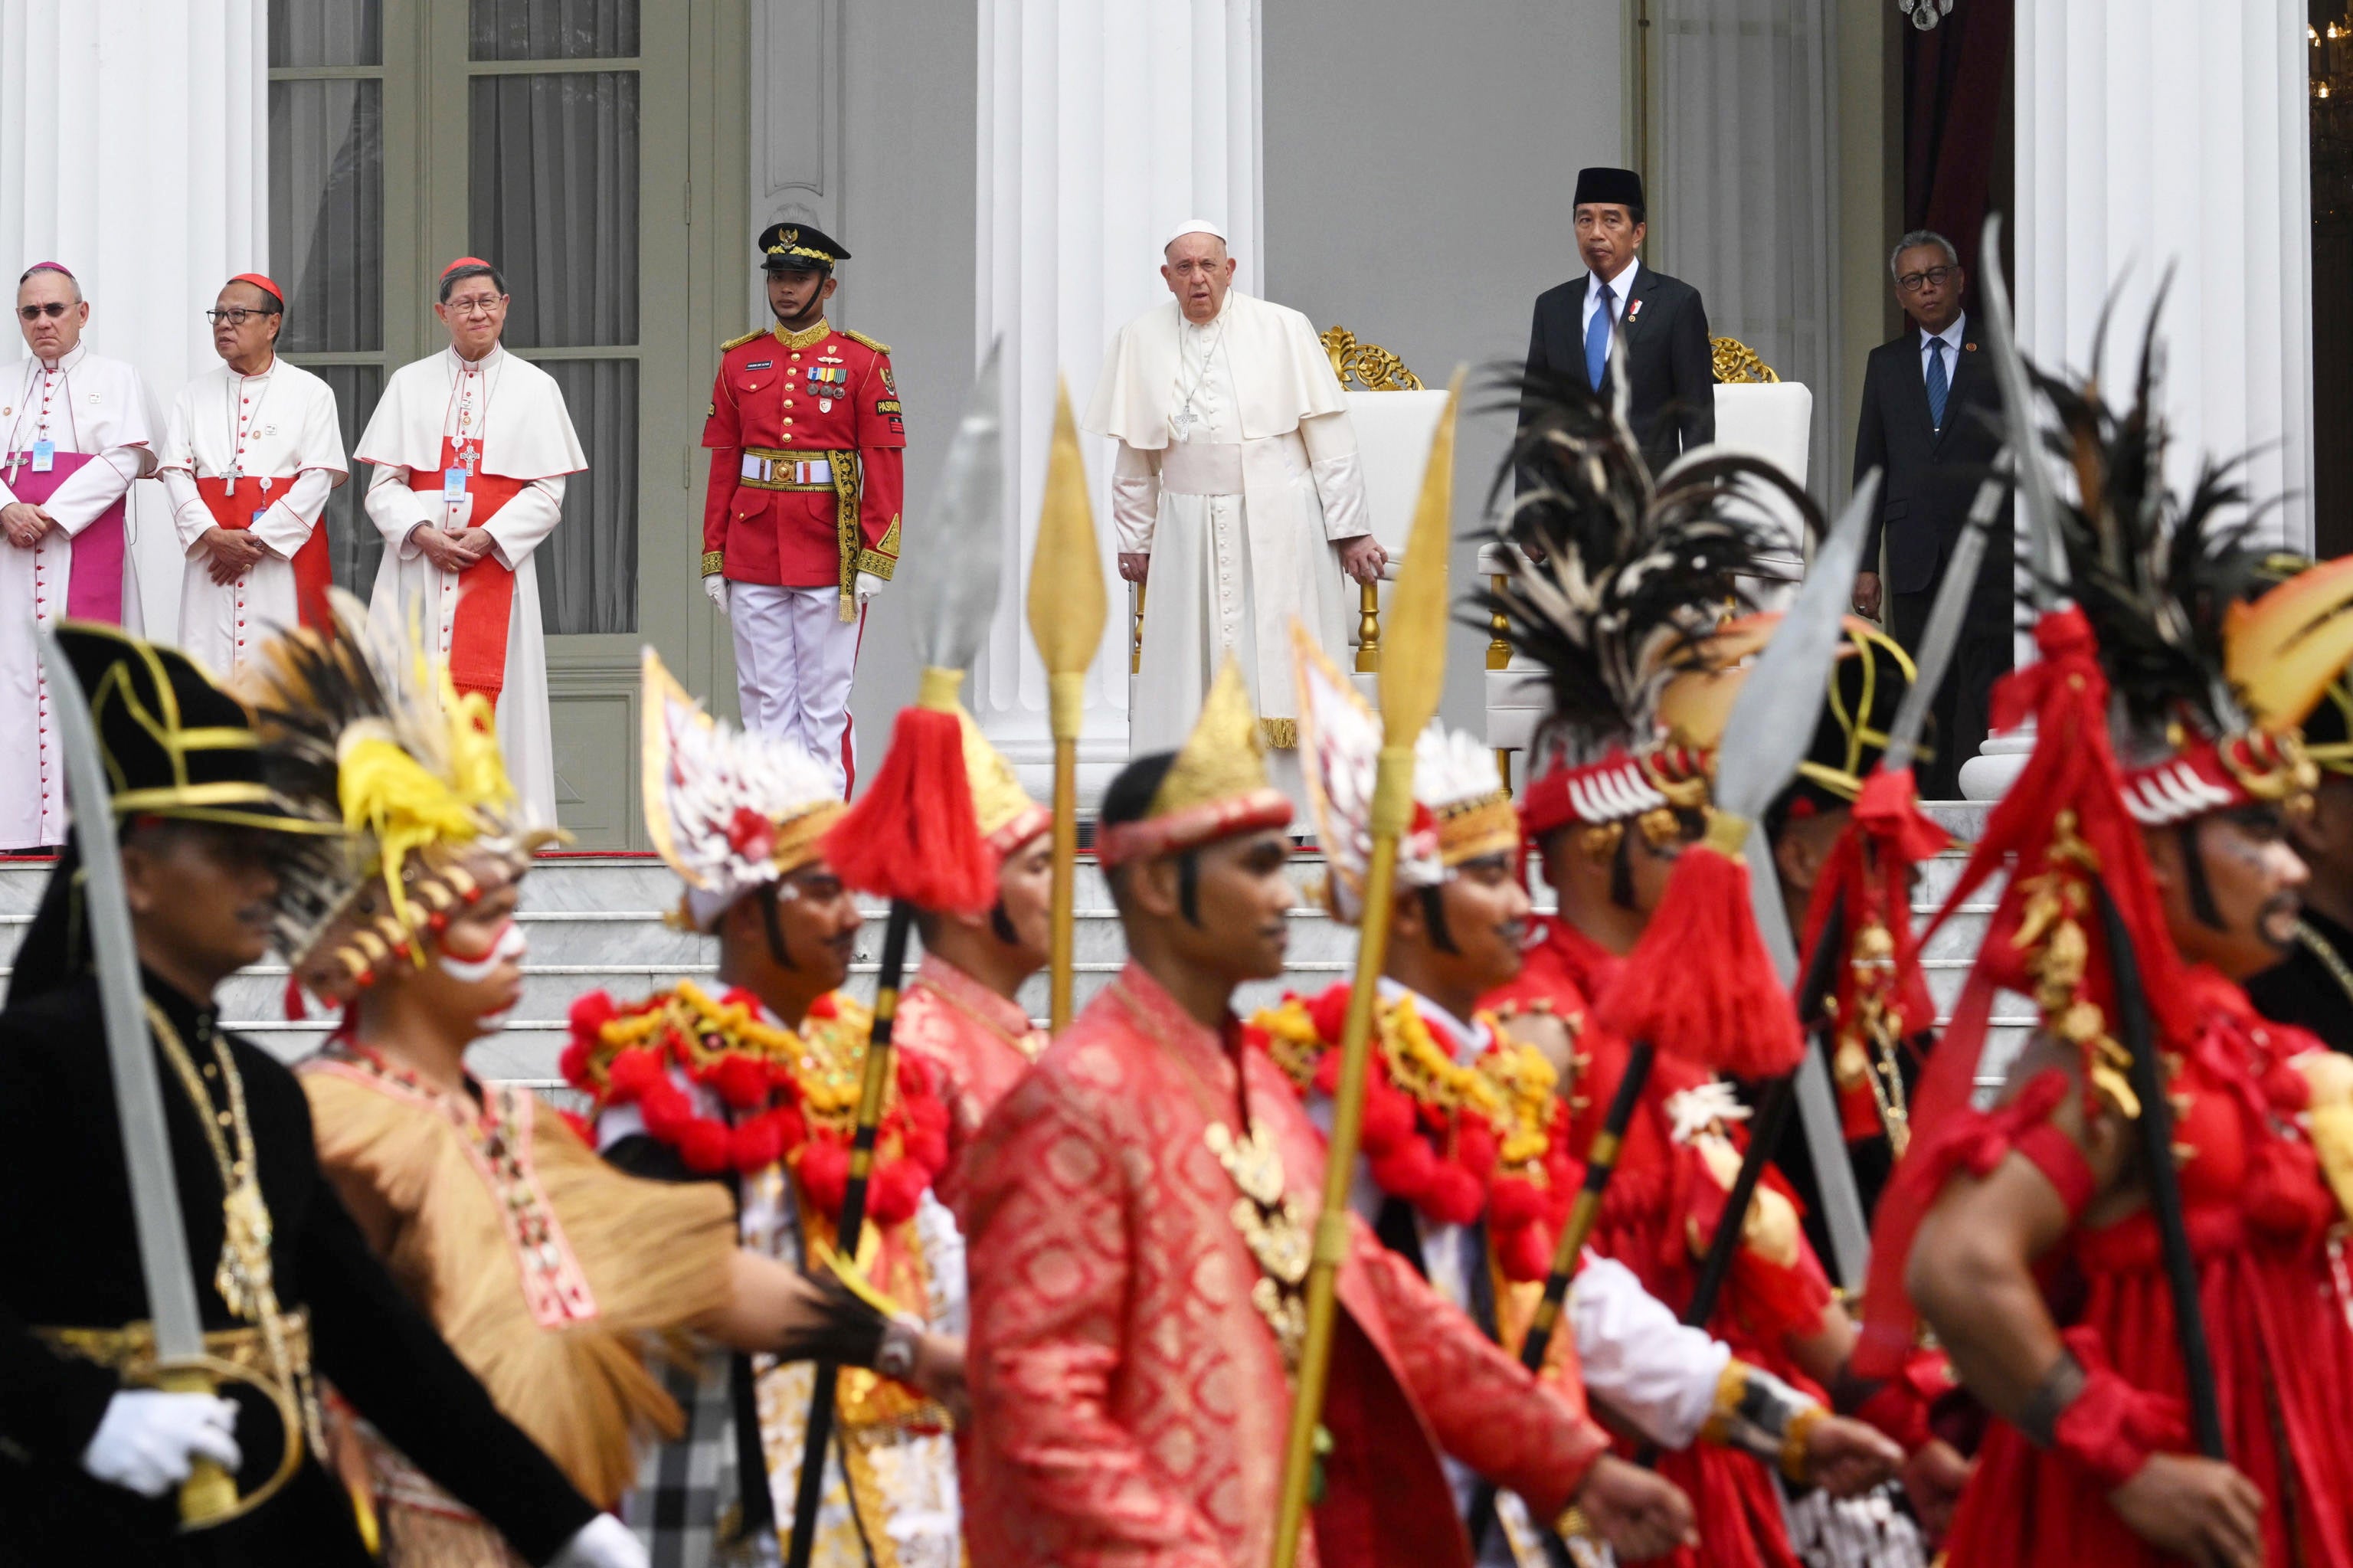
left=1710, top=336, right=1780, bottom=384
left=1320, top=326, right=1426, bottom=392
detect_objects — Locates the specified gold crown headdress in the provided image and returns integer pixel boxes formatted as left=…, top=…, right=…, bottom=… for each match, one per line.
left=1096, top=657, right=1293, bottom=868
left=238, top=590, right=559, bottom=1001
left=957, top=706, right=1051, bottom=858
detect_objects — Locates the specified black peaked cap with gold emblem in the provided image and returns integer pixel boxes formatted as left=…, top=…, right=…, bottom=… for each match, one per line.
left=758, top=221, right=849, bottom=273
left=54, top=620, right=335, bottom=833
left=1769, top=620, right=1923, bottom=832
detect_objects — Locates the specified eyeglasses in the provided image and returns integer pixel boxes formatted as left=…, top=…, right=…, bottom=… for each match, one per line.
left=445, top=294, right=506, bottom=317
left=16, top=303, right=71, bottom=321
left=1896, top=265, right=1958, bottom=293
left=203, top=307, right=276, bottom=326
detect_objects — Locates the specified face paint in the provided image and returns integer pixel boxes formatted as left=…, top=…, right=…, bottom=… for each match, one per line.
left=439, top=919, right=527, bottom=985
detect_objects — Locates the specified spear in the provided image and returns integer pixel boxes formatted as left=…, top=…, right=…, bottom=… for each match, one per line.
left=1269, top=368, right=1464, bottom=1568
left=790, top=342, right=1006, bottom=1566
left=1027, top=378, right=1108, bottom=1029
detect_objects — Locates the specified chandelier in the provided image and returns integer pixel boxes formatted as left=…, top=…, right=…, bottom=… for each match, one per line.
left=2315, top=11, right=2353, bottom=232
left=1896, top=0, right=1952, bottom=28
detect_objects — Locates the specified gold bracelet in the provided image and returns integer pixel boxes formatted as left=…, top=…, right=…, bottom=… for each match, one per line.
left=1781, top=1403, right=1826, bottom=1485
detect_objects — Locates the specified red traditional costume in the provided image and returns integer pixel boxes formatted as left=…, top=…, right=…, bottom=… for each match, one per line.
left=958, top=662, right=1611, bottom=1568
left=1860, top=315, right=2353, bottom=1567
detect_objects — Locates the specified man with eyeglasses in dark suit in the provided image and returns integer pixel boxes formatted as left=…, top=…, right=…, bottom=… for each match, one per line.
left=1851, top=230, right=2009, bottom=800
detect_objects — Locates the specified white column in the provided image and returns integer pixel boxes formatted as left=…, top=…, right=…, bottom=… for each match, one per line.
left=974, top=0, right=1263, bottom=803
left=1962, top=0, right=2312, bottom=800
left=0, top=0, right=267, bottom=643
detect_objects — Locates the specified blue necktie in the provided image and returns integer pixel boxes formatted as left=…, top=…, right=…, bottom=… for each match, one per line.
left=1925, top=337, right=1949, bottom=431
left=1586, top=283, right=1614, bottom=392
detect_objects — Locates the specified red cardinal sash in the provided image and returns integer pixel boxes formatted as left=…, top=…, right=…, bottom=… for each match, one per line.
left=436, top=436, right=525, bottom=705
left=195, top=472, right=332, bottom=630
left=5, top=450, right=128, bottom=622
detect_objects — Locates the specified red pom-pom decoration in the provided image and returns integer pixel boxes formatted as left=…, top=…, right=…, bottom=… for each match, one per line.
left=1424, top=1163, right=1485, bottom=1228
left=1358, top=1082, right=1415, bottom=1154
left=797, top=1138, right=851, bottom=1217
left=902, top=1125, right=950, bottom=1176
left=713, top=1053, right=774, bottom=1111
left=1369, top=1137, right=1439, bottom=1203
left=1306, top=983, right=1352, bottom=1045
left=568, top=990, right=618, bottom=1037
left=806, top=992, right=838, bottom=1020
left=557, top=1038, right=591, bottom=1090
left=1487, top=1175, right=1546, bottom=1230
left=639, top=1080, right=692, bottom=1141
left=1454, top=1120, right=1498, bottom=1180
left=729, top=1111, right=787, bottom=1173
left=605, top=1046, right=664, bottom=1103
left=1496, top=1220, right=1555, bottom=1283
left=679, top=1117, right=734, bottom=1174
left=868, top=1160, right=927, bottom=1226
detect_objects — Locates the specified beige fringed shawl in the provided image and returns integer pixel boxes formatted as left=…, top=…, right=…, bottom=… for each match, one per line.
left=300, top=1051, right=738, bottom=1507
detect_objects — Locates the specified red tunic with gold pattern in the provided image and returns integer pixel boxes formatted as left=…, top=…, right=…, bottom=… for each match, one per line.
left=894, top=952, right=1046, bottom=1220
left=1487, top=915, right=1831, bottom=1568
left=959, top=961, right=1609, bottom=1568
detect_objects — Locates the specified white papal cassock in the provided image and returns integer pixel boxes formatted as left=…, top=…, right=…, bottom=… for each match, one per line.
left=0, top=345, right=155, bottom=846
left=158, top=356, right=345, bottom=679
left=1084, top=290, right=1369, bottom=805
left=356, top=344, right=584, bottom=829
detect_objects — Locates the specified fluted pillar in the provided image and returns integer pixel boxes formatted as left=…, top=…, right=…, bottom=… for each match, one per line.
left=973, top=0, right=1263, bottom=802
left=0, top=0, right=268, bottom=640
left=1961, top=0, right=2312, bottom=800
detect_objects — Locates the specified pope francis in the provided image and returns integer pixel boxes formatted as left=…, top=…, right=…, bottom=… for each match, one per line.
left=1085, top=219, right=1381, bottom=804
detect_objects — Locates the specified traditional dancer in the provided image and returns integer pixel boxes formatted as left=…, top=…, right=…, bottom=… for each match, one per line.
left=0, top=260, right=155, bottom=849
left=958, top=660, right=1697, bottom=1568
left=1873, top=309, right=2353, bottom=1568
left=1478, top=372, right=1959, bottom=1568
left=889, top=707, right=1052, bottom=1213
left=232, top=604, right=930, bottom=1566
left=1258, top=632, right=1903, bottom=1566
left=0, top=620, right=640, bottom=1568
left=564, top=650, right=965, bottom=1568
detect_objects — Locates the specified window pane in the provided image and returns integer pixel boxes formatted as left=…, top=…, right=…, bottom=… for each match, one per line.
left=269, top=80, right=383, bottom=353
left=469, top=73, right=639, bottom=349
left=533, top=358, right=637, bottom=635
left=307, top=364, right=387, bottom=595
left=470, top=0, right=640, bottom=61
left=269, top=0, right=381, bottom=67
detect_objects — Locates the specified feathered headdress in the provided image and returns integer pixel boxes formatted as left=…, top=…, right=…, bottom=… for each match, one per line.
left=238, top=589, right=558, bottom=1003
left=1477, top=363, right=1806, bottom=847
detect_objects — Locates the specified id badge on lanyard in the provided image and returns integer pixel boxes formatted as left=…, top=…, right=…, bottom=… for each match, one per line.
left=443, top=466, right=469, bottom=502
left=30, top=439, right=54, bottom=473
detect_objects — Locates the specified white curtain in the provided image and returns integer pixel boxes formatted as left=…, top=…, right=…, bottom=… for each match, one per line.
left=1652, top=0, right=1845, bottom=508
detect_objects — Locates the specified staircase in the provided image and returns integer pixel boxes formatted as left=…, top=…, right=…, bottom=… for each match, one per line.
left=0, top=801, right=2030, bottom=1092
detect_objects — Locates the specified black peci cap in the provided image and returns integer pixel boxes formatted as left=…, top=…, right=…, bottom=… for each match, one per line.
left=1572, top=167, right=1646, bottom=214
left=758, top=222, right=850, bottom=273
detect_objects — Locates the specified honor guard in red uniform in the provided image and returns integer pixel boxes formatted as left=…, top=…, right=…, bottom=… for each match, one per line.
left=702, top=223, right=904, bottom=794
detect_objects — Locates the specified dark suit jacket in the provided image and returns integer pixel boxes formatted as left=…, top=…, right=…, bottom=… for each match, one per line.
left=1523, top=264, right=1716, bottom=476
left=1853, top=323, right=2008, bottom=607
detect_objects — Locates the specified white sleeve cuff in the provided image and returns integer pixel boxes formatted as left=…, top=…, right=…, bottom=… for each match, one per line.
left=1111, top=473, right=1160, bottom=555
left=1569, top=1252, right=1732, bottom=1449
left=1310, top=447, right=1372, bottom=542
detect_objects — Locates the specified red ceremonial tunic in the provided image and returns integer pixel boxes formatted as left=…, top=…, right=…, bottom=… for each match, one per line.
left=1486, top=915, right=1833, bottom=1568
left=892, top=953, right=1046, bottom=1222
left=1936, top=971, right=2353, bottom=1568
left=700, top=319, right=903, bottom=595
left=958, top=961, right=1608, bottom=1568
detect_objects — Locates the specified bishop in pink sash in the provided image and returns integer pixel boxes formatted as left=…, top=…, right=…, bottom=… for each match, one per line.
left=0, top=262, right=156, bottom=848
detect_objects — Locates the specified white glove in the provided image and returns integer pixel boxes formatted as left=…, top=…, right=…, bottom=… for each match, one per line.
left=855, top=570, right=885, bottom=608
left=548, top=1512, right=650, bottom=1568
left=80, top=1388, right=242, bottom=1498
left=703, top=574, right=729, bottom=617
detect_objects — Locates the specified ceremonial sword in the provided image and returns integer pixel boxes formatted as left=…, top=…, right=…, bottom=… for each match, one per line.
left=36, top=624, right=240, bottom=1524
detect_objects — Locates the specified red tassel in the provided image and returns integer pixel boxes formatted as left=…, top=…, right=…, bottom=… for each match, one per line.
left=1598, top=838, right=1803, bottom=1077
left=823, top=705, right=994, bottom=913
left=283, top=976, right=308, bottom=1022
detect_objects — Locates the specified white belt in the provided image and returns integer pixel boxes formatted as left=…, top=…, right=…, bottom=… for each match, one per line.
left=741, top=454, right=835, bottom=486
left=1159, top=440, right=1245, bottom=496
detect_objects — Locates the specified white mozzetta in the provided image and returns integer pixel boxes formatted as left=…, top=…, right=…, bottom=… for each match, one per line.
left=973, top=0, right=1264, bottom=802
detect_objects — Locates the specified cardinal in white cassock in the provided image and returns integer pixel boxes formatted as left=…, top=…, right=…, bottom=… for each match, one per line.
left=0, top=262, right=158, bottom=849
left=1084, top=218, right=1383, bottom=807
left=355, top=257, right=584, bottom=829
left=158, top=271, right=348, bottom=681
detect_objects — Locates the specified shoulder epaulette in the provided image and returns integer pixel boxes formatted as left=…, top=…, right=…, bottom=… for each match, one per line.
left=722, top=326, right=769, bottom=352
left=839, top=327, right=892, bottom=355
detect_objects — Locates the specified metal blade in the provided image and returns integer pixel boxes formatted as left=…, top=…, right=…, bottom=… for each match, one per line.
left=905, top=338, right=1006, bottom=672
left=1712, top=469, right=1883, bottom=823
left=1976, top=214, right=2066, bottom=608
left=1743, top=830, right=1871, bottom=1291
left=1883, top=472, right=2005, bottom=774
left=36, top=625, right=207, bottom=1363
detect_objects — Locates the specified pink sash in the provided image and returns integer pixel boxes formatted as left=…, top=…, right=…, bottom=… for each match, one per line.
left=6, top=450, right=128, bottom=622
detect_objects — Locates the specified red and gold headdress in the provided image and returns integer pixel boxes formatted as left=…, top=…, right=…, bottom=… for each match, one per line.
left=957, top=706, right=1052, bottom=862
left=1096, top=657, right=1293, bottom=869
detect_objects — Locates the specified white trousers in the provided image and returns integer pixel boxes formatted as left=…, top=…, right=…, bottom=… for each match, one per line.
left=729, top=581, right=863, bottom=794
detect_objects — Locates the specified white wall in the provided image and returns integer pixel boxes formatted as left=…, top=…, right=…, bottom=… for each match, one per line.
left=0, top=0, right=269, bottom=640
left=1262, top=0, right=1622, bottom=735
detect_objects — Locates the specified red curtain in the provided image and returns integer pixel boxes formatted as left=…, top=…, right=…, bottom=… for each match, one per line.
left=1904, top=2, right=2014, bottom=306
